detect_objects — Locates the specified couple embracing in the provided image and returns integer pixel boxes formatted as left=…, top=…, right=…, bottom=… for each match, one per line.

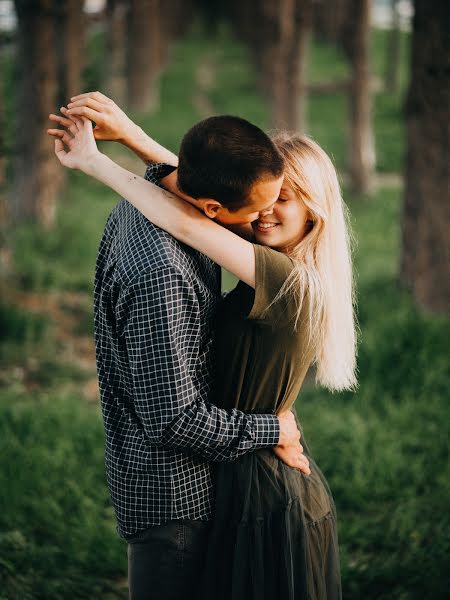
left=48, top=91, right=357, bottom=600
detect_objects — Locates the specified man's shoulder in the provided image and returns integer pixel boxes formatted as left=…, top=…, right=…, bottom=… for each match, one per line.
left=103, top=200, right=216, bottom=289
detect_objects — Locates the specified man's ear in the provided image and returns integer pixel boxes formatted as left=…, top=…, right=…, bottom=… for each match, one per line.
left=202, top=199, right=223, bottom=220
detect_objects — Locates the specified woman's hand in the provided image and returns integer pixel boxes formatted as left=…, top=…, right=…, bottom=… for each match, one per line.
left=58, top=91, right=135, bottom=143
left=47, top=112, right=101, bottom=173
left=273, top=443, right=311, bottom=475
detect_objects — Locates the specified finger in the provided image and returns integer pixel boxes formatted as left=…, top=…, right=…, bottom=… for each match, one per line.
left=70, top=91, right=111, bottom=104
left=54, top=138, right=67, bottom=162
left=67, top=97, right=107, bottom=114
left=81, top=116, right=95, bottom=131
left=47, top=129, right=74, bottom=146
left=60, top=107, right=80, bottom=131
left=49, top=113, right=75, bottom=129
left=61, top=106, right=84, bottom=129
left=298, top=457, right=310, bottom=475
left=66, top=105, right=101, bottom=123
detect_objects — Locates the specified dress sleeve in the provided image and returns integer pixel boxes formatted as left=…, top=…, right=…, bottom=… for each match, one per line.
left=247, top=244, right=300, bottom=326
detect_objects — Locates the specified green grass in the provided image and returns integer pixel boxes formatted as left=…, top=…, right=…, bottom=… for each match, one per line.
left=0, top=392, right=125, bottom=599
left=1, top=18, right=448, bottom=600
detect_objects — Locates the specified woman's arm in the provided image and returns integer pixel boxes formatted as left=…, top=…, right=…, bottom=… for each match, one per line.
left=48, top=91, right=178, bottom=167
left=49, top=115, right=256, bottom=288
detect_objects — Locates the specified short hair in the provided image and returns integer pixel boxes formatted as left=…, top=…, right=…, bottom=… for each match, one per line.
left=177, top=115, right=284, bottom=210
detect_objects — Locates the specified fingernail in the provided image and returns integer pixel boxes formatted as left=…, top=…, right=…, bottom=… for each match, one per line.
left=67, top=103, right=73, bottom=107
left=60, top=107, right=66, bottom=112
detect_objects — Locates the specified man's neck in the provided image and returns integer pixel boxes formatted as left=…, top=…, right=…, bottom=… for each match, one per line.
left=160, top=170, right=201, bottom=210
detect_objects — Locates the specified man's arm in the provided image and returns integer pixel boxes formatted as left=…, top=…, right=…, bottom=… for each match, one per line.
left=118, top=266, right=281, bottom=462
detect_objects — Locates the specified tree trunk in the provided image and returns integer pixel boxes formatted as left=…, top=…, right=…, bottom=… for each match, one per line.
left=55, top=1, right=85, bottom=112
left=62, top=0, right=85, bottom=100
left=314, top=0, right=348, bottom=44
left=260, top=0, right=313, bottom=131
left=127, top=0, right=161, bottom=112
left=105, top=0, right=128, bottom=106
left=385, top=0, right=401, bottom=92
left=0, top=53, right=5, bottom=192
left=11, top=0, right=62, bottom=227
left=399, top=0, right=450, bottom=315
left=343, top=0, right=375, bottom=193
left=288, top=0, right=313, bottom=131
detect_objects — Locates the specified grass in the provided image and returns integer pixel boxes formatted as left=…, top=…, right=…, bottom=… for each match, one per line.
left=1, top=17, right=448, bottom=600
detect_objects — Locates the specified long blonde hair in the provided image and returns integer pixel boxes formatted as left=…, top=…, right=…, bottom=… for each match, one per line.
left=272, top=133, right=358, bottom=392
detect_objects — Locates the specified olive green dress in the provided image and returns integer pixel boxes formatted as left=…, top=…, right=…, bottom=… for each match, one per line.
left=200, top=244, right=342, bottom=600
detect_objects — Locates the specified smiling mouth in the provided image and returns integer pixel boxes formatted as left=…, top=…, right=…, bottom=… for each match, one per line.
left=254, top=220, right=280, bottom=232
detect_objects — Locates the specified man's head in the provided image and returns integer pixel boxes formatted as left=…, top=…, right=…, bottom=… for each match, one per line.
left=177, top=116, right=284, bottom=224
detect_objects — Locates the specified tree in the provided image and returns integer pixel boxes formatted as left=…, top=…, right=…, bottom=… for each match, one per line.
left=127, top=0, right=162, bottom=112
left=105, top=0, right=128, bottom=107
left=58, top=0, right=85, bottom=103
left=341, top=0, right=375, bottom=193
left=385, top=0, right=402, bottom=92
left=400, top=0, right=450, bottom=315
left=227, top=0, right=313, bottom=131
left=11, top=0, right=62, bottom=227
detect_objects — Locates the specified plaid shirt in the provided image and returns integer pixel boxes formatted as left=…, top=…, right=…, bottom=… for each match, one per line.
left=94, top=163, right=280, bottom=538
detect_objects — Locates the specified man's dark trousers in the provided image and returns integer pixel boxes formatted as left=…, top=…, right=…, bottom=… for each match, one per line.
left=127, top=520, right=212, bottom=600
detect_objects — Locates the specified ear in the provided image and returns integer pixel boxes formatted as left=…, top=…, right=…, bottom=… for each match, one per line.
left=202, top=199, right=223, bottom=220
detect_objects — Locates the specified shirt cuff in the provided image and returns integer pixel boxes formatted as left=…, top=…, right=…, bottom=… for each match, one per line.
left=251, top=414, right=280, bottom=448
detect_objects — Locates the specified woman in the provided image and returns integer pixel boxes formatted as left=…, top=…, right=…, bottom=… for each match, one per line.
left=49, top=107, right=357, bottom=600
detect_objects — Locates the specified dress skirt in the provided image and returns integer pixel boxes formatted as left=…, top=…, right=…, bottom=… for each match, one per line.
left=199, top=447, right=342, bottom=600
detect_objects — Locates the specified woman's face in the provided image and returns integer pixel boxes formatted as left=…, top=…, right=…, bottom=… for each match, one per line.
left=251, top=183, right=310, bottom=252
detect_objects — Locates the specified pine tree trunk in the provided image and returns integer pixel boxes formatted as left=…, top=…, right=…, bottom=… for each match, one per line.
left=55, top=1, right=85, bottom=113
left=263, top=0, right=312, bottom=131
left=385, top=0, right=401, bottom=92
left=106, top=0, right=128, bottom=106
left=288, top=0, right=313, bottom=131
left=346, top=0, right=375, bottom=193
left=63, top=0, right=85, bottom=100
left=11, top=0, right=61, bottom=227
left=399, top=0, right=450, bottom=315
left=127, top=0, right=161, bottom=112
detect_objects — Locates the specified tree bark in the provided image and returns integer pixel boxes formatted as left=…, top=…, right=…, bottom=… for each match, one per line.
left=105, top=0, right=128, bottom=106
left=385, top=0, right=401, bottom=92
left=255, top=0, right=313, bottom=131
left=400, top=0, right=450, bottom=315
left=55, top=0, right=85, bottom=111
left=342, top=0, right=375, bottom=193
left=11, top=0, right=62, bottom=227
left=127, top=0, right=161, bottom=112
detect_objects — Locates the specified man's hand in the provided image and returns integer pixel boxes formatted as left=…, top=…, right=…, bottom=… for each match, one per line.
left=277, top=410, right=301, bottom=447
left=273, top=443, right=310, bottom=475
left=50, top=91, right=136, bottom=143
left=275, top=410, right=310, bottom=474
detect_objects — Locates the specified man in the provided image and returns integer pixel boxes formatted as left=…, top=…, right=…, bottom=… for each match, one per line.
left=48, top=92, right=308, bottom=600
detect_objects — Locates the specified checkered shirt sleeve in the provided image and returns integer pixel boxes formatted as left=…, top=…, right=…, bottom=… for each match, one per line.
left=117, top=165, right=280, bottom=459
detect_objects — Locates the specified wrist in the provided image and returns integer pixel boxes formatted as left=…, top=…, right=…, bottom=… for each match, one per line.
left=84, top=152, right=108, bottom=177
left=118, top=121, right=142, bottom=147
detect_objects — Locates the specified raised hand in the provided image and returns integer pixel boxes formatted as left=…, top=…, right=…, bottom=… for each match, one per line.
left=47, top=112, right=101, bottom=172
left=59, top=91, right=135, bottom=143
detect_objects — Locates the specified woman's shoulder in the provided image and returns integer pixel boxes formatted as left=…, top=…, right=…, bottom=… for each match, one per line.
left=253, top=244, right=296, bottom=282
left=248, top=244, right=299, bottom=324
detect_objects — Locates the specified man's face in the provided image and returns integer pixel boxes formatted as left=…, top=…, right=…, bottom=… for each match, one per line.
left=214, top=175, right=284, bottom=225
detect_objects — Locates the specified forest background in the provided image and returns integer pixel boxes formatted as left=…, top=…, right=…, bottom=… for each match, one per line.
left=0, top=0, right=448, bottom=598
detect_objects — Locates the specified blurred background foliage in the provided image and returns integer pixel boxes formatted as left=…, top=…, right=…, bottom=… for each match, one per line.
left=0, top=0, right=448, bottom=598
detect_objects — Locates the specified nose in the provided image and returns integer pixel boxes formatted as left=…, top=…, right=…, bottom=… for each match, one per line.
left=259, top=206, right=274, bottom=217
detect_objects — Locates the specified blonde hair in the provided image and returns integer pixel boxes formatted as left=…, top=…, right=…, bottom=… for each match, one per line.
left=272, top=133, right=358, bottom=392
